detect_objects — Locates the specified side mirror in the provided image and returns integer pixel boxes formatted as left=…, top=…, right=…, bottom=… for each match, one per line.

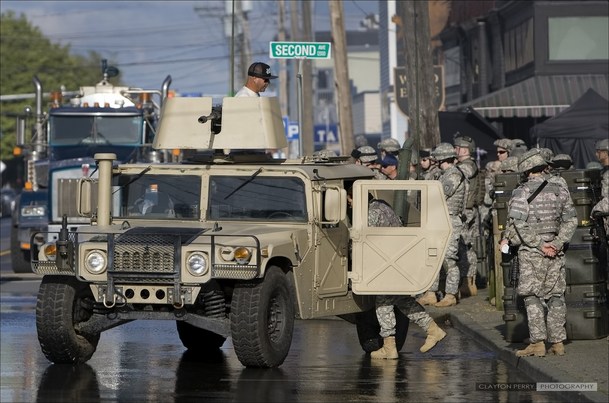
left=77, top=178, right=95, bottom=217
left=323, top=187, right=347, bottom=224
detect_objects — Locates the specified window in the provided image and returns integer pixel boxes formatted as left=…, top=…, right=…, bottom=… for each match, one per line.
left=50, top=115, right=143, bottom=146
left=366, top=190, right=421, bottom=228
left=548, top=17, right=608, bottom=60
left=504, top=18, right=534, bottom=72
left=208, top=176, right=307, bottom=222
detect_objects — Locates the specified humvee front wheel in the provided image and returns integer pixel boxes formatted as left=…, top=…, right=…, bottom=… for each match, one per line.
left=36, top=276, right=100, bottom=363
left=355, top=307, right=409, bottom=353
left=176, top=321, right=226, bottom=351
left=230, top=266, right=294, bottom=368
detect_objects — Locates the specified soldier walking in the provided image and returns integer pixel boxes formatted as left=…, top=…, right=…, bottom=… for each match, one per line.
left=419, top=143, right=467, bottom=307
left=501, top=149, right=577, bottom=357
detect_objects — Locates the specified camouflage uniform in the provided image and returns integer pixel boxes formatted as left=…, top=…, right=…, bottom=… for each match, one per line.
left=456, top=155, right=480, bottom=282
left=423, top=165, right=442, bottom=181
left=506, top=150, right=577, bottom=353
left=429, top=144, right=466, bottom=301
left=368, top=198, right=433, bottom=339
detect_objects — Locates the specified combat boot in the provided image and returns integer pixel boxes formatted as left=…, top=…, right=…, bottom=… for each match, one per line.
left=416, top=291, right=437, bottom=306
left=420, top=321, right=447, bottom=353
left=515, top=341, right=546, bottom=357
left=467, top=276, right=478, bottom=296
left=434, top=293, right=457, bottom=307
left=370, top=336, right=398, bottom=360
left=548, top=342, right=565, bottom=356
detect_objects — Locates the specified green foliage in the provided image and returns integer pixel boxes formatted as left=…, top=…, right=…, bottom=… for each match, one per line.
left=0, top=11, right=119, bottom=160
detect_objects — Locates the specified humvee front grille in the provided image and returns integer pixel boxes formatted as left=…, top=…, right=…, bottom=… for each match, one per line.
left=212, top=264, right=258, bottom=280
left=112, top=233, right=176, bottom=273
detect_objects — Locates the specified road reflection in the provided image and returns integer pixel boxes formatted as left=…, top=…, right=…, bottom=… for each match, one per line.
left=37, top=364, right=100, bottom=403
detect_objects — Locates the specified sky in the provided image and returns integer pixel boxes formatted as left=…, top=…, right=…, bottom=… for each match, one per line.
left=1, top=0, right=379, bottom=96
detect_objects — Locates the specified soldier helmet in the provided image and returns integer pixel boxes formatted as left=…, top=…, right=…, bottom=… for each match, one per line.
left=586, top=161, right=603, bottom=170
left=313, top=149, right=337, bottom=158
left=419, top=149, right=435, bottom=161
left=511, top=139, right=527, bottom=150
left=493, top=138, right=513, bottom=152
left=595, top=138, right=609, bottom=151
left=355, top=145, right=378, bottom=163
left=499, top=156, right=519, bottom=172
left=431, top=142, right=457, bottom=161
left=453, top=134, right=476, bottom=153
left=551, top=154, right=573, bottom=170
left=518, top=148, right=547, bottom=173
left=539, top=148, right=554, bottom=163
left=377, top=138, right=401, bottom=153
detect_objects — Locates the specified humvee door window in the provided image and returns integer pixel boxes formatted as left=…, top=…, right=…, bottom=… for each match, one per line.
left=209, top=176, right=307, bottom=221
left=116, top=175, right=201, bottom=219
left=367, top=189, right=422, bottom=228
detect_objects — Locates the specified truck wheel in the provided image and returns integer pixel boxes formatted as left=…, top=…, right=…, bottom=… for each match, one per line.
left=230, top=266, right=294, bottom=368
left=176, top=321, right=226, bottom=350
left=355, top=307, right=409, bottom=353
left=10, top=227, right=31, bottom=273
left=36, top=276, right=100, bottom=363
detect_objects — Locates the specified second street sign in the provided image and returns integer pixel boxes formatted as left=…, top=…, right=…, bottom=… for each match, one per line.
left=270, top=42, right=332, bottom=59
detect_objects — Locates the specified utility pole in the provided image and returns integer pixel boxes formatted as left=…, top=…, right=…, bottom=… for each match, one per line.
left=401, top=1, right=440, bottom=149
left=329, top=0, right=354, bottom=155
left=301, top=0, right=314, bottom=156
left=277, top=0, right=288, bottom=116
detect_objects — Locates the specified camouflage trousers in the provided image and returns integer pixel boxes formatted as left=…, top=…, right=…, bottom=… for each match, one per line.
left=458, top=207, right=479, bottom=278
left=430, top=215, right=462, bottom=295
left=516, top=248, right=567, bottom=343
left=376, top=295, right=432, bottom=338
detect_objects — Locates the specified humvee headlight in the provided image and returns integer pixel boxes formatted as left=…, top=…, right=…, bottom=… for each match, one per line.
left=219, top=246, right=235, bottom=261
left=85, top=250, right=107, bottom=274
left=187, top=252, right=209, bottom=276
left=234, top=247, right=252, bottom=265
left=39, top=243, right=57, bottom=261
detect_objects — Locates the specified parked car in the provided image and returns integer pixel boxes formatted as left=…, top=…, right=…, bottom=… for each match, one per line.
left=1, top=187, right=17, bottom=217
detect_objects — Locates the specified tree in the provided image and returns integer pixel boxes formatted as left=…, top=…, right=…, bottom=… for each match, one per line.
left=0, top=11, right=113, bottom=160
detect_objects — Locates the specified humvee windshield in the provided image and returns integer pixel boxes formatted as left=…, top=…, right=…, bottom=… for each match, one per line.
left=208, top=176, right=307, bottom=222
left=115, top=174, right=201, bottom=219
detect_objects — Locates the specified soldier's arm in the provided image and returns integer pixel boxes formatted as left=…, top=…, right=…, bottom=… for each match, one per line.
left=552, top=186, right=578, bottom=251
left=509, top=188, right=543, bottom=250
left=441, top=171, right=462, bottom=197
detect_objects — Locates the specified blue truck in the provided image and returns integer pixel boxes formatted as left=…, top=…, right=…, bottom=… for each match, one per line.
left=11, top=62, right=171, bottom=272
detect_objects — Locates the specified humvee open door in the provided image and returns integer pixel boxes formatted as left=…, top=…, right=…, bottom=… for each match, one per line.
left=349, top=180, right=452, bottom=295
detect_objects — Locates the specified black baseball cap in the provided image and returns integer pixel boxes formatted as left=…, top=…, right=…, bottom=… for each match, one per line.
left=248, top=62, right=278, bottom=79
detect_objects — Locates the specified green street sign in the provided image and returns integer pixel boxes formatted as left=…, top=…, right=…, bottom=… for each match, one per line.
left=269, top=42, right=332, bottom=59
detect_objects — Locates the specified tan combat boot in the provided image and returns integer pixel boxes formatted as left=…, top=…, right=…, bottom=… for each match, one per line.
left=420, top=321, right=447, bottom=353
left=467, top=276, right=478, bottom=296
left=434, top=293, right=457, bottom=307
left=371, top=336, right=398, bottom=360
left=548, top=342, right=565, bottom=356
left=515, top=341, right=546, bottom=357
left=416, top=291, right=437, bottom=306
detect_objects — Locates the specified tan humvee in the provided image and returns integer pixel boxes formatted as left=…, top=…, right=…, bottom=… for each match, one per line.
left=32, top=97, right=451, bottom=368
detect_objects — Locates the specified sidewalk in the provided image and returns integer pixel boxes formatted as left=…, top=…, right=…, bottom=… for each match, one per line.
left=426, top=288, right=608, bottom=403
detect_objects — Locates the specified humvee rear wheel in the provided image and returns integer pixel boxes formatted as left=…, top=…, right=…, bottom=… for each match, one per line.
left=176, top=321, right=226, bottom=350
left=355, top=307, right=409, bottom=353
left=36, top=276, right=100, bottom=363
left=230, top=266, right=294, bottom=368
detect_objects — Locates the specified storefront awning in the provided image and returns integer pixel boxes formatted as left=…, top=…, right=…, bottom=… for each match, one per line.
left=462, top=75, right=608, bottom=118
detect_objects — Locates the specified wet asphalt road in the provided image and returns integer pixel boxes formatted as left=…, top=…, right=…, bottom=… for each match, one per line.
left=1, top=290, right=565, bottom=403
left=0, top=217, right=565, bottom=402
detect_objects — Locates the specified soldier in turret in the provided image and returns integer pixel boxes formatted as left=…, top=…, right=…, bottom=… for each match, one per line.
left=502, top=149, right=577, bottom=357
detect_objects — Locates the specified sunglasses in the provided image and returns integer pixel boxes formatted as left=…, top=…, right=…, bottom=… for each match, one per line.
left=497, top=150, right=508, bottom=154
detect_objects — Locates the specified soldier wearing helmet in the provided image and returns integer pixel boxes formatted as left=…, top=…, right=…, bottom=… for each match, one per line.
left=420, top=143, right=466, bottom=307
left=419, top=149, right=441, bottom=180
left=351, top=146, right=386, bottom=180
left=482, top=138, right=514, bottom=225
left=501, top=148, right=577, bottom=358
left=377, top=138, right=401, bottom=160
left=453, top=134, right=481, bottom=298
left=591, top=139, right=609, bottom=236
left=511, top=139, right=528, bottom=157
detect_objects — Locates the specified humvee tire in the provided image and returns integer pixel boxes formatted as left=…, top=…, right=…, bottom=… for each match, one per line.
left=230, top=266, right=295, bottom=368
left=36, top=276, right=100, bottom=363
left=10, top=225, right=31, bottom=273
left=355, top=307, right=410, bottom=353
left=176, top=321, right=226, bottom=350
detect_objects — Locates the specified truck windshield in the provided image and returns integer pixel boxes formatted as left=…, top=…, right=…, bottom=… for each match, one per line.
left=208, top=176, right=307, bottom=222
left=50, top=115, right=143, bottom=146
left=115, top=174, right=201, bottom=219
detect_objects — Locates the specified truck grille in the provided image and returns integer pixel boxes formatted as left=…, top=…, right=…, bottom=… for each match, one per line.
left=112, top=233, right=176, bottom=273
